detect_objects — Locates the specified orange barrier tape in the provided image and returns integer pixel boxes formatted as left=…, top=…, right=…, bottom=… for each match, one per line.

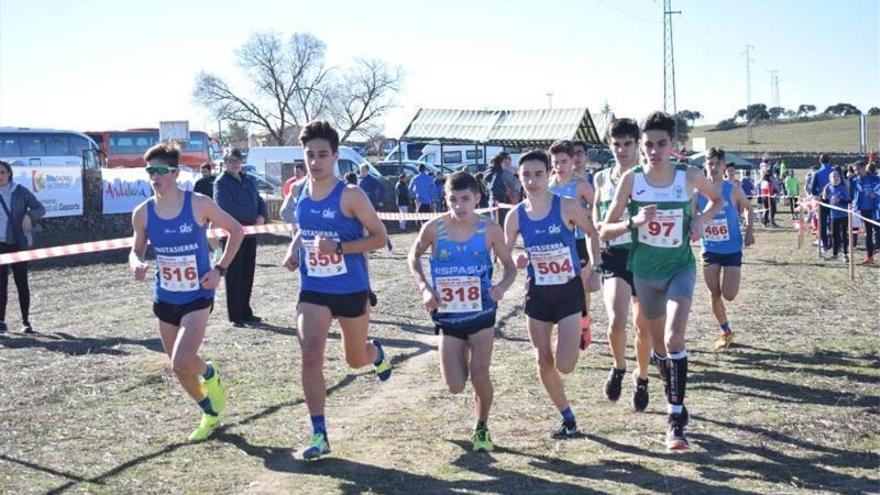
left=0, top=204, right=520, bottom=265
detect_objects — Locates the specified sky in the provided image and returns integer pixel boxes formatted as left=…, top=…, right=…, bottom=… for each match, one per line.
left=1, top=0, right=878, bottom=139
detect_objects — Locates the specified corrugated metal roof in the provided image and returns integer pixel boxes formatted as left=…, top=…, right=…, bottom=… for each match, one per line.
left=400, top=107, right=601, bottom=147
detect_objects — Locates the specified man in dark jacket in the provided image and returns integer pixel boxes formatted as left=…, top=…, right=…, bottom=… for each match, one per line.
left=214, top=148, right=267, bottom=327
left=394, top=174, right=410, bottom=230
left=357, top=164, right=386, bottom=210
left=194, top=163, right=215, bottom=198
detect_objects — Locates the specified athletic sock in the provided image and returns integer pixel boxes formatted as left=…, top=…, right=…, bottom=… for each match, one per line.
left=373, top=342, right=385, bottom=366
left=665, top=350, right=688, bottom=413
left=720, top=322, right=731, bottom=333
left=560, top=406, right=576, bottom=426
left=202, top=363, right=215, bottom=381
left=311, top=415, right=327, bottom=438
left=198, top=396, right=218, bottom=416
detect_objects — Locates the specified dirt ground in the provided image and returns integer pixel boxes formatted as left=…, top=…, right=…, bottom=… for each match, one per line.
left=1, top=217, right=878, bottom=494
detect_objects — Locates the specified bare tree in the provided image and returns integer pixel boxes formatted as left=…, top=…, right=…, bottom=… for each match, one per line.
left=194, top=31, right=402, bottom=145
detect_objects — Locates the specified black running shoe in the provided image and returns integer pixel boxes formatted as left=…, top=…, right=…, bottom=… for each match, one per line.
left=604, top=367, right=626, bottom=402
left=551, top=421, right=578, bottom=439
left=665, top=414, right=690, bottom=451
left=681, top=405, right=689, bottom=427
left=632, top=374, right=649, bottom=412
left=0, top=321, right=7, bottom=334
left=369, top=290, right=378, bottom=307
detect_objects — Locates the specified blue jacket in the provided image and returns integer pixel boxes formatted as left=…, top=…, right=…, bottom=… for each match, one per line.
left=851, top=174, right=879, bottom=212
left=409, top=173, right=435, bottom=206
left=823, top=183, right=850, bottom=219
left=214, top=171, right=268, bottom=225
left=0, top=182, right=46, bottom=248
left=809, top=164, right=833, bottom=196
left=357, top=174, right=386, bottom=208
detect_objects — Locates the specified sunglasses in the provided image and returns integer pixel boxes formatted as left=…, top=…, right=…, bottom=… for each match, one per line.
left=146, top=166, right=177, bottom=176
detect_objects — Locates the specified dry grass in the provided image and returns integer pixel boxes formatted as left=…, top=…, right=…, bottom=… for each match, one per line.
left=690, top=115, right=880, bottom=153
left=0, top=216, right=878, bottom=494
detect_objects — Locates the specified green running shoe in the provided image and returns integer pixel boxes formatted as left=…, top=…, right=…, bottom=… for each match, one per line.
left=301, top=432, right=331, bottom=460
left=188, top=413, right=220, bottom=442
left=204, top=362, right=227, bottom=416
left=372, top=340, right=392, bottom=381
left=472, top=427, right=494, bottom=452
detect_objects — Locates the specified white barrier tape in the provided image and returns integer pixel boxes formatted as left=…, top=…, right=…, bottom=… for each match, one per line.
left=814, top=200, right=880, bottom=228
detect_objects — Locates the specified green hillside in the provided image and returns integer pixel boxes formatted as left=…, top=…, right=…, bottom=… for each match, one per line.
left=689, top=115, right=879, bottom=153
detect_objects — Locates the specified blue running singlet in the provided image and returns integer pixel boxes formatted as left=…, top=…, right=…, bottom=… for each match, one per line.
left=697, top=181, right=743, bottom=254
left=517, top=194, right=580, bottom=285
left=295, top=181, right=370, bottom=293
left=146, top=191, right=213, bottom=304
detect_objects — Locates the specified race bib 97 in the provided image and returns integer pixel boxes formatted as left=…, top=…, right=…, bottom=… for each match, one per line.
left=638, top=208, right=684, bottom=248
left=435, top=275, right=482, bottom=313
left=157, top=254, right=199, bottom=292
left=304, top=240, right=348, bottom=278
left=530, top=247, right=576, bottom=286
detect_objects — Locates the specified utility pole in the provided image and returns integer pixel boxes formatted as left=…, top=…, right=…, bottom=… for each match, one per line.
left=770, top=70, right=780, bottom=109
left=546, top=92, right=554, bottom=109
left=743, top=44, right=755, bottom=143
left=663, top=0, right=681, bottom=141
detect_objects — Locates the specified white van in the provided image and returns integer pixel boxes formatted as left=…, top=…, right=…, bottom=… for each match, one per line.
left=245, top=145, right=381, bottom=179
left=417, top=143, right=506, bottom=171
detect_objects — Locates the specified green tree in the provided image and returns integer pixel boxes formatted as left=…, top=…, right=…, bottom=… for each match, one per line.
left=869, top=107, right=880, bottom=116
left=796, top=104, right=816, bottom=116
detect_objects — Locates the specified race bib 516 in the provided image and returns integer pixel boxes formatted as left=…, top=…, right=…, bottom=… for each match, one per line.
left=157, top=254, right=199, bottom=292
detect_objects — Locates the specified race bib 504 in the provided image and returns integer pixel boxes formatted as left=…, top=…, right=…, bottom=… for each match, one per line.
left=530, top=247, right=576, bottom=286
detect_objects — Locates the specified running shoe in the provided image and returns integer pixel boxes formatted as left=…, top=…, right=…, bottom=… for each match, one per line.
left=714, top=331, right=734, bottom=350
left=632, top=373, right=649, bottom=412
left=372, top=339, right=392, bottom=381
left=579, top=317, right=592, bottom=350
left=0, top=322, right=7, bottom=334
left=551, top=421, right=578, bottom=439
left=665, top=414, right=690, bottom=451
left=603, top=367, right=626, bottom=402
left=861, top=257, right=874, bottom=265
left=22, top=321, right=34, bottom=334
left=188, top=413, right=220, bottom=442
left=204, top=362, right=227, bottom=416
left=301, top=432, right=331, bottom=460
left=472, top=427, right=494, bottom=452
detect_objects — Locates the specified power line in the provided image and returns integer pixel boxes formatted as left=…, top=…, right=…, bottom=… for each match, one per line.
left=592, top=0, right=657, bottom=24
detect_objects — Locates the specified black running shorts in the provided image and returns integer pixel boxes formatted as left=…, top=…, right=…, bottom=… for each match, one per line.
left=299, top=290, right=370, bottom=318
left=153, top=297, right=214, bottom=326
left=524, top=277, right=586, bottom=324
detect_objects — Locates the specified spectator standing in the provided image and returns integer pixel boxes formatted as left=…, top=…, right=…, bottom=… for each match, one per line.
left=194, top=163, right=216, bottom=198
left=759, top=172, right=778, bottom=227
left=822, top=170, right=850, bottom=262
left=852, top=161, right=879, bottom=264
left=214, top=148, right=267, bottom=327
left=0, top=160, right=45, bottom=334
left=409, top=164, right=435, bottom=220
left=433, top=173, right=446, bottom=212
left=357, top=164, right=386, bottom=210
left=394, top=174, right=410, bottom=230
left=282, top=163, right=307, bottom=198
left=784, top=170, right=801, bottom=219
left=808, top=154, right=834, bottom=252
left=486, top=154, right=516, bottom=225
left=740, top=172, right=754, bottom=200
left=474, top=172, right=490, bottom=208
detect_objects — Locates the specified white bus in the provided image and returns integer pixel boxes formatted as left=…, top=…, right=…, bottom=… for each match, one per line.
left=0, top=127, right=101, bottom=169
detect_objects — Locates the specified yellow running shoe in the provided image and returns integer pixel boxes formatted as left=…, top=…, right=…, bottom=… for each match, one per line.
left=714, top=331, right=734, bottom=350
left=188, top=413, right=220, bottom=442
left=472, top=427, right=494, bottom=452
left=204, top=362, right=227, bottom=416
left=301, top=432, right=331, bottom=460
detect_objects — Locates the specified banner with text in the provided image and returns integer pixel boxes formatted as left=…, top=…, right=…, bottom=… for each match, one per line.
left=13, top=166, right=83, bottom=218
left=102, top=168, right=199, bottom=214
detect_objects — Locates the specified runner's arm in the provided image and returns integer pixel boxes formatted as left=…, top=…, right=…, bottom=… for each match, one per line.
left=562, top=198, right=595, bottom=272
left=338, top=186, right=389, bottom=254
left=198, top=196, right=245, bottom=270
left=591, top=173, right=603, bottom=226
left=599, top=170, right=638, bottom=241
left=732, top=185, right=755, bottom=247
left=407, top=220, right=441, bottom=310
left=689, top=168, right=722, bottom=237
left=487, top=222, right=517, bottom=295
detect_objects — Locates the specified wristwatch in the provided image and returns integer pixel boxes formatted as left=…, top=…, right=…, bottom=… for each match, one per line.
left=626, top=217, right=634, bottom=230
left=335, top=241, right=344, bottom=255
left=214, top=265, right=227, bottom=277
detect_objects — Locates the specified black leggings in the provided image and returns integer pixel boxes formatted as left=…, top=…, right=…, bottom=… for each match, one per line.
left=860, top=209, right=877, bottom=257
left=0, top=243, right=30, bottom=323
left=831, top=217, right=849, bottom=256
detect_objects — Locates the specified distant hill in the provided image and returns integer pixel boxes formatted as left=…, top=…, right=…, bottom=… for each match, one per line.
left=689, top=115, right=879, bottom=153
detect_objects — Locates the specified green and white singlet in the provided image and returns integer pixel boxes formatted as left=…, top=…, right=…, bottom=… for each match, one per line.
left=597, top=168, right=631, bottom=249
left=626, top=164, right=695, bottom=279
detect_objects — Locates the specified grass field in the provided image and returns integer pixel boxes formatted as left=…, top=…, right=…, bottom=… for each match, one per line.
left=689, top=115, right=880, bottom=153
left=1, top=217, right=878, bottom=494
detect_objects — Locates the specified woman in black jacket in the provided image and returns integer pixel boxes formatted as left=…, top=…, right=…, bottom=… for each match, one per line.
left=0, top=160, right=46, bottom=333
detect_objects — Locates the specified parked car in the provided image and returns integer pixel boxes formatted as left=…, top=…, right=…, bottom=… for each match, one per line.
left=373, top=160, right=441, bottom=177
left=245, top=146, right=381, bottom=180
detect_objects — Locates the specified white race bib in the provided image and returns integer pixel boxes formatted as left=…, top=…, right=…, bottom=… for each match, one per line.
left=702, top=217, right=730, bottom=242
left=157, top=254, right=200, bottom=292
left=304, top=240, right=348, bottom=278
left=530, top=247, right=576, bottom=286
left=435, top=275, right=482, bottom=313
left=608, top=210, right=632, bottom=247
left=638, top=208, right=684, bottom=248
